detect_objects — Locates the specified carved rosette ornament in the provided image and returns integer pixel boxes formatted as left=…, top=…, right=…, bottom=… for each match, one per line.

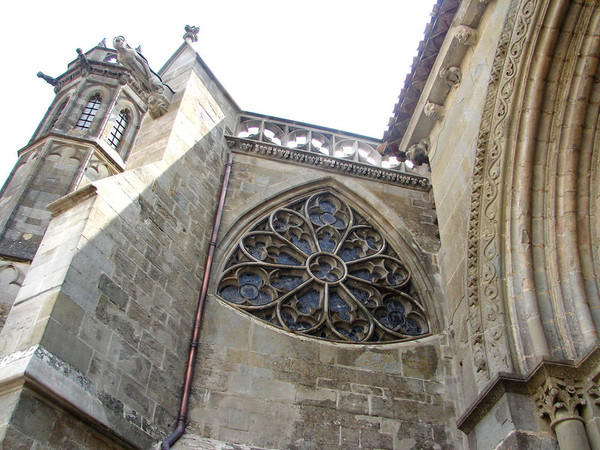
left=536, top=377, right=586, bottom=430
left=217, top=192, right=430, bottom=343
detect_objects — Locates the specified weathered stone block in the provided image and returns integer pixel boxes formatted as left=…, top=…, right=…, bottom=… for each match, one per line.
left=106, top=333, right=151, bottom=383
left=118, top=374, right=153, bottom=417
left=402, top=345, right=438, bottom=379
left=98, top=273, right=129, bottom=310
left=338, top=392, right=369, bottom=415
left=41, top=318, right=93, bottom=372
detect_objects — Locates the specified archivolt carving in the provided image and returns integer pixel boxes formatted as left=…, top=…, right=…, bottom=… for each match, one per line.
left=467, top=0, right=536, bottom=384
left=217, top=192, right=429, bottom=343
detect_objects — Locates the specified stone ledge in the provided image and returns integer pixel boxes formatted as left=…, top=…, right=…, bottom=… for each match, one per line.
left=47, top=184, right=98, bottom=217
left=457, top=345, right=600, bottom=434
left=0, top=345, right=157, bottom=448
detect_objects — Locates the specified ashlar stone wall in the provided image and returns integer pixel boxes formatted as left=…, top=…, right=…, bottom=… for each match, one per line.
left=182, top=153, right=458, bottom=449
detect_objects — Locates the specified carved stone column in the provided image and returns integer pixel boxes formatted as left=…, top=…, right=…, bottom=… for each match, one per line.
left=536, top=377, right=590, bottom=449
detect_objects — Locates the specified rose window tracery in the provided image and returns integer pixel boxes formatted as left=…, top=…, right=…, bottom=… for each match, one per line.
left=217, top=192, right=429, bottom=343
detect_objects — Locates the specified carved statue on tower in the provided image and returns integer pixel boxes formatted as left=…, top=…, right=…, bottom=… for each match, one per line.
left=113, top=36, right=173, bottom=118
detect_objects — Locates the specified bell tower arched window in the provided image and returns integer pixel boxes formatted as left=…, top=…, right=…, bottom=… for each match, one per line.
left=49, top=98, right=68, bottom=130
left=75, top=94, right=102, bottom=130
left=107, top=109, right=130, bottom=150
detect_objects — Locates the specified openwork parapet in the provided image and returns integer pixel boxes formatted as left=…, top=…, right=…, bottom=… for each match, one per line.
left=217, top=192, right=430, bottom=343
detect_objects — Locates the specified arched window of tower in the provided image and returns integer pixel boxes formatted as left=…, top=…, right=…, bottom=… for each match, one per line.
left=48, top=97, right=68, bottom=130
left=75, top=93, right=102, bottom=130
left=107, top=108, right=130, bottom=151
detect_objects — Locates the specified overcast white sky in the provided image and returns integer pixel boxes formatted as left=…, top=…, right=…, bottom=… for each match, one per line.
left=0, top=1, right=435, bottom=185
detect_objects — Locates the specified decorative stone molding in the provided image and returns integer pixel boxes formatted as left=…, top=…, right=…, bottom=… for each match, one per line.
left=465, top=0, right=539, bottom=387
left=226, top=137, right=430, bottom=190
left=439, top=66, right=461, bottom=87
left=424, top=102, right=445, bottom=120
left=455, top=25, right=477, bottom=46
left=406, top=138, right=430, bottom=165
left=536, top=377, right=586, bottom=429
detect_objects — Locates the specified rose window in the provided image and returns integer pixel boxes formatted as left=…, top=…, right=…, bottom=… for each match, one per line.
left=217, top=192, right=429, bottom=343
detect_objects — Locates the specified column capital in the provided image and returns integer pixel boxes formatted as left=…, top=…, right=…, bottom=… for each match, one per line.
left=536, top=376, right=586, bottom=429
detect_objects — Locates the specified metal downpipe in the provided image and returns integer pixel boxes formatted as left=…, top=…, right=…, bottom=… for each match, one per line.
left=161, top=151, right=233, bottom=449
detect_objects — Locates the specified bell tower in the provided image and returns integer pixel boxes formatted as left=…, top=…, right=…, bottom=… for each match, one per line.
left=0, top=39, right=148, bottom=323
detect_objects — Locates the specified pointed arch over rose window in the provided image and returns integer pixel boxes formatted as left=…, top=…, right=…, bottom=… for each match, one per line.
left=216, top=192, right=430, bottom=343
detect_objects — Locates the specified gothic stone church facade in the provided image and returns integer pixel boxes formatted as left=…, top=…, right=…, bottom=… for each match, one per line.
left=1, top=1, right=600, bottom=449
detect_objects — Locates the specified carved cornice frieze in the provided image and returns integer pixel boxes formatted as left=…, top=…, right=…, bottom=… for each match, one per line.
left=54, top=61, right=149, bottom=107
left=226, top=137, right=431, bottom=190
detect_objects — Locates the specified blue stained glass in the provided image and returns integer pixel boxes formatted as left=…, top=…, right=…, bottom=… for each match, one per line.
left=347, top=286, right=371, bottom=306
left=312, top=263, right=340, bottom=281
left=239, top=273, right=262, bottom=287
left=403, top=318, right=422, bottom=335
left=296, top=289, right=320, bottom=313
left=218, top=192, right=428, bottom=343
left=321, top=212, right=337, bottom=225
left=350, top=269, right=375, bottom=282
left=278, top=252, right=301, bottom=265
left=281, top=312, right=311, bottom=331
left=337, top=325, right=364, bottom=341
left=240, top=284, right=259, bottom=299
left=220, top=286, right=243, bottom=304
left=334, top=218, right=346, bottom=229
left=252, top=291, right=273, bottom=306
left=340, top=246, right=361, bottom=262
left=378, top=299, right=406, bottom=329
left=318, top=232, right=336, bottom=252
left=319, top=200, right=337, bottom=213
left=272, top=275, right=304, bottom=291
left=249, top=243, right=266, bottom=260
left=290, top=235, right=312, bottom=254
left=329, top=292, right=351, bottom=321
left=366, top=236, right=378, bottom=249
left=309, top=213, right=323, bottom=226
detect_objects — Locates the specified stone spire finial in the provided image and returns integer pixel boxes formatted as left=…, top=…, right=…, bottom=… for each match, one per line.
left=183, top=25, right=200, bottom=44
